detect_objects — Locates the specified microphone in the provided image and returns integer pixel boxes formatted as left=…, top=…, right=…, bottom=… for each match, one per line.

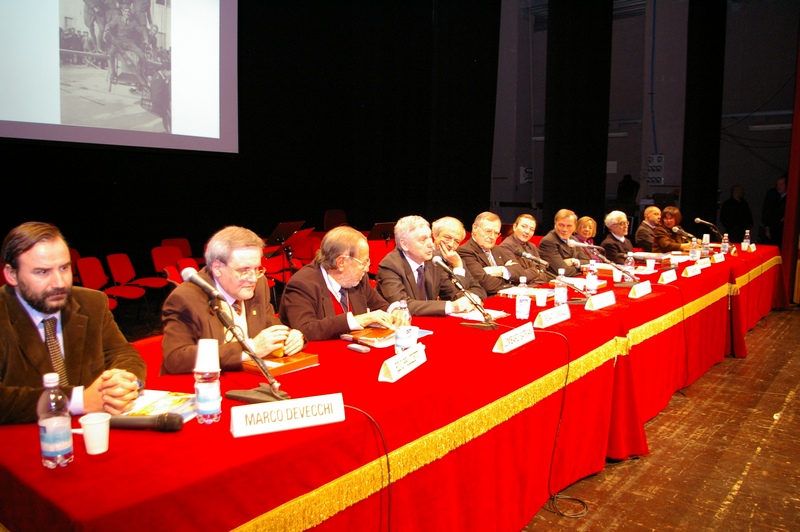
left=694, top=217, right=723, bottom=238
left=567, top=239, right=604, bottom=251
left=181, top=268, right=224, bottom=301
left=514, top=249, right=548, bottom=268
left=672, top=226, right=696, bottom=239
left=432, top=255, right=457, bottom=277
left=110, top=413, right=183, bottom=432
left=432, top=256, right=497, bottom=330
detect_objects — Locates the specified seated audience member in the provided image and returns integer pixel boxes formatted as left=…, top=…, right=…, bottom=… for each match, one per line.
left=572, top=215, right=603, bottom=262
left=279, top=226, right=395, bottom=341
left=161, top=226, right=305, bottom=374
left=635, top=206, right=661, bottom=251
left=652, top=206, right=692, bottom=253
left=497, top=214, right=549, bottom=283
left=538, top=209, right=587, bottom=276
left=377, top=216, right=480, bottom=316
left=457, top=212, right=529, bottom=296
left=431, top=216, right=488, bottom=299
left=601, top=211, right=634, bottom=264
left=1, top=222, right=145, bottom=424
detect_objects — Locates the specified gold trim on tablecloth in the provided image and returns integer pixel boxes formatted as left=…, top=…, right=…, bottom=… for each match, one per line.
left=233, top=338, right=620, bottom=532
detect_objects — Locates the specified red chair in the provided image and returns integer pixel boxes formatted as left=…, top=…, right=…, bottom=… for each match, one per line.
left=131, top=334, right=164, bottom=384
left=292, top=233, right=322, bottom=266
left=106, top=253, right=169, bottom=290
left=367, top=238, right=396, bottom=279
left=177, top=257, right=201, bottom=274
left=75, top=257, right=147, bottom=304
left=163, top=265, right=183, bottom=286
left=69, top=247, right=81, bottom=286
left=161, top=238, right=205, bottom=266
left=151, top=245, right=183, bottom=276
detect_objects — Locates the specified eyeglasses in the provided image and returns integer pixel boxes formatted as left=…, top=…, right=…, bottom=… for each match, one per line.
left=613, top=221, right=630, bottom=226
left=344, top=255, right=371, bottom=269
left=223, top=263, right=266, bottom=281
left=478, top=227, right=501, bottom=237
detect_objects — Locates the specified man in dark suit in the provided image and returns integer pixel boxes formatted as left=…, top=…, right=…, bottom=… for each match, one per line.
left=538, top=209, right=586, bottom=276
left=279, top=226, right=395, bottom=341
left=458, top=212, right=529, bottom=296
left=498, top=214, right=550, bottom=284
left=601, top=211, right=634, bottom=264
left=376, top=216, right=481, bottom=316
left=161, top=226, right=306, bottom=374
left=635, top=206, right=661, bottom=251
left=1, top=222, right=145, bottom=424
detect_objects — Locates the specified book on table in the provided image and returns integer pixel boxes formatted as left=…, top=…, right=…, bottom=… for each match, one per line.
left=340, top=327, right=396, bottom=348
left=242, top=350, right=320, bottom=377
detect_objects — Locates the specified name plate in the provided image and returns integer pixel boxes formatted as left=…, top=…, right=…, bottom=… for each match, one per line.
left=682, top=264, right=702, bottom=277
left=230, top=393, right=345, bottom=438
left=711, top=252, right=726, bottom=263
left=492, top=322, right=535, bottom=353
left=533, top=303, right=571, bottom=328
left=628, top=280, right=652, bottom=299
left=697, top=257, right=712, bottom=269
left=378, top=344, right=427, bottom=383
left=585, top=290, right=616, bottom=310
left=746, top=243, right=757, bottom=252
left=658, top=268, right=678, bottom=284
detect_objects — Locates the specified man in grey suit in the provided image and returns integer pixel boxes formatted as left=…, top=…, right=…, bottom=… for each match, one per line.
left=538, top=209, right=587, bottom=276
left=1, top=222, right=145, bottom=424
left=376, top=216, right=481, bottom=316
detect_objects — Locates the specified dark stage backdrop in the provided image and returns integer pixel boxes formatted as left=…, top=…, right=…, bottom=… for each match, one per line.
left=1, top=2, right=500, bottom=276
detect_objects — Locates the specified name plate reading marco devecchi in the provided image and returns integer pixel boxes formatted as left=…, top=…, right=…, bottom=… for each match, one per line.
left=230, top=393, right=345, bottom=437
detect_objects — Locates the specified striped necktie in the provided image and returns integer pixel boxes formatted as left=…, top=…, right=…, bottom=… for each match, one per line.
left=417, top=265, right=427, bottom=300
left=43, top=317, right=69, bottom=386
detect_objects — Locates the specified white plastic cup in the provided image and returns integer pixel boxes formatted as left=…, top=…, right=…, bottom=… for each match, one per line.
left=79, top=413, right=111, bottom=455
left=395, top=326, right=419, bottom=352
left=612, top=268, right=623, bottom=282
left=646, top=259, right=656, bottom=270
left=535, top=290, right=548, bottom=307
left=194, top=338, right=221, bottom=372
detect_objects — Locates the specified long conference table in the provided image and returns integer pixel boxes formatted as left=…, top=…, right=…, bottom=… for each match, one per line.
left=0, top=245, right=787, bottom=532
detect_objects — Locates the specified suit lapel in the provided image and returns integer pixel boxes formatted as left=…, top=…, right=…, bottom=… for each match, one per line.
left=6, top=289, right=59, bottom=378
left=61, top=297, right=89, bottom=385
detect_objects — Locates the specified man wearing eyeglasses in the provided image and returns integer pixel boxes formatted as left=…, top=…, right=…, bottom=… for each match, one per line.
left=457, top=212, right=528, bottom=297
left=161, top=226, right=305, bottom=374
left=279, top=226, right=395, bottom=341
left=376, top=215, right=482, bottom=316
left=600, top=211, right=634, bottom=264
left=538, top=209, right=587, bottom=276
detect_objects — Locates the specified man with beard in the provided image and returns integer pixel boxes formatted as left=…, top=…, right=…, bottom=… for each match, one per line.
left=0, top=222, right=145, bottom=424
left=161, top=226, right=305, bottom=374
left=279, top=226, right=395, bottom=341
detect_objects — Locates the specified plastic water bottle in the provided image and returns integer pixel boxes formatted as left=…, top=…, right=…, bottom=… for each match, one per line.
left=721, top=233, right=730, bottom=254
left=194, top=370, right=221, bottom=424
left=554, top=268, right=568, bottom=306
left=625, top=252, right=635, bottom=270
left=742, top=229, right=750, bottom=250
left=38, top=373, right=74, bottom=469
left=392, top=298, right=412, bottom=327
left=701, top=234, right=710, bottom=258
left=585, top=260, right=598, bottom=295
left=515, top=276, right=531, bottom=319
left=689, top=238, right=699, bottom=261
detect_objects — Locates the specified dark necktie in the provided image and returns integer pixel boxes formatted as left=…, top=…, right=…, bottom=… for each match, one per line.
left=485, top=250, right=498, bottom=266
left=232, top=300, right=242, bottom=315
left=416, top=265, right=427, bottom=300
left=339, top=287, right=348, bottom=312
left=43, top=317, right=69, bottom=386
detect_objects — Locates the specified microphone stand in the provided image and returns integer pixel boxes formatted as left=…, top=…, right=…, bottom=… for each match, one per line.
left=594, top=253, right=639, bottom=286
left=440, top=263, right=498, bottom=330
left=211, top=300, right=289, bottom=402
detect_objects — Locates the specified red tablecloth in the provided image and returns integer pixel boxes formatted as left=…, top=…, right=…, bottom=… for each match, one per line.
left=0, top=248, right=785, bottom=531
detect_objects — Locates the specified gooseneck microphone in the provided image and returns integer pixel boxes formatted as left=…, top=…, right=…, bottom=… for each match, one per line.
left=432, top=256, right=497, bottom=330
left=672, top=226, right=696, bottom=239
left=566, top=239, right=606, bottom=252
left=694, top=218, right=723, bottom=239
left=181, top=267, right=224, bottom=301
left=110, top=413, right=184, bottom=432
left=514, top=249, right=549, bottom=268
